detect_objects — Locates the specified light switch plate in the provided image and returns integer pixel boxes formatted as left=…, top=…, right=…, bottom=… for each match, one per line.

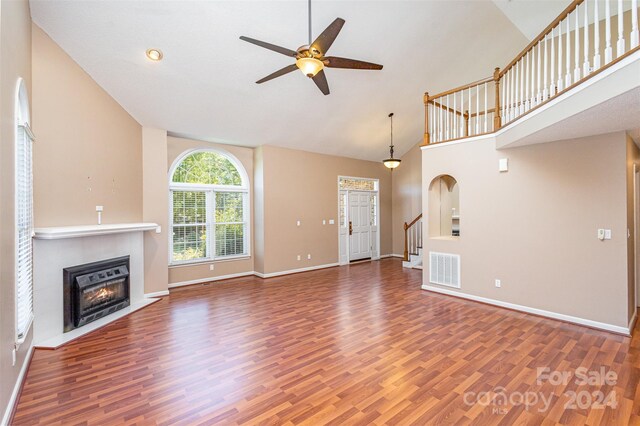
left=598, top=229, right=605, bottom=240
left=323, top=220, right=326, bottom=225
left=296, top=220, right=301, bottom=227
left=499, top=158, right=508, bottom=172
left=329, top=219, right=335, bottom=225
left=604, top=229, right=612, bottom=240
left=495, top=279, right=501, bottom=288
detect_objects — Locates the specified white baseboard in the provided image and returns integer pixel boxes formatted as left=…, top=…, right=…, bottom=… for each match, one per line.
left=422, top=284, right=630, bottom=335
left=2, top=344, right=34, bottom=425
left=145, top=290, right=170, bottom=298
left=389, top=253, right=405, bottom=258
left=168, top=258, right=386, bottom=289
left=168, top=271, right=256, bottom=289
left=255, top=263, right=339, bottom=279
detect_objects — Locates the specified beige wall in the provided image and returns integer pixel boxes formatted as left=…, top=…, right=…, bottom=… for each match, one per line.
left=256, top=145, right=392, bottom=274
left=626, top=133, right=639, bottom=322
left=392, top=143, right=422, bottom=256
left=254, top=146, right=265, bottom=273
left=422, top=132, right=631, bottom=328
left=31, top=24, right=142, bottom=227
left=167, top=136, right=255, bottom=285
left=143, top=128, right=169, bottom=294
left=0, top=0, right=32, bottom=420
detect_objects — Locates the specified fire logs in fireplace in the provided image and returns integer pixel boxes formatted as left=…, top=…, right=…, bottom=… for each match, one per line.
left=63, top=256, right=130, bottom=332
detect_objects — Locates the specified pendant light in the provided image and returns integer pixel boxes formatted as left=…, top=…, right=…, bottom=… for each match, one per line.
left=383, top=113, right=401, bottom=169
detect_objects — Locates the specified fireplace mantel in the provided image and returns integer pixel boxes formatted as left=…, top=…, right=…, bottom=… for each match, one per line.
left=33, top=225, right=159, bottom=348
left=34, top=222, right=160, bottom=240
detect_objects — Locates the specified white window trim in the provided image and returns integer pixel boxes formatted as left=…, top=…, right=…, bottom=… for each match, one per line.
left=15, top=78, right=34, bottom=347
left=168, top=148, right=251, bottom=266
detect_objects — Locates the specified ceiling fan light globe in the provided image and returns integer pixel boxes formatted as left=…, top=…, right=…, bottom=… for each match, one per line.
left=383, top=158, right=401, bottom=169
left=296, top=57, right=324, bottom=77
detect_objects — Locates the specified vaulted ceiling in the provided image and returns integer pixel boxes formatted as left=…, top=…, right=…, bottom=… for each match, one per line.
left=30, top=0, right=541, bottom=161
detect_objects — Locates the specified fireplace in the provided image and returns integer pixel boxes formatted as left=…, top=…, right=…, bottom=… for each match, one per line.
left=63, top=256, right=130, bottom=332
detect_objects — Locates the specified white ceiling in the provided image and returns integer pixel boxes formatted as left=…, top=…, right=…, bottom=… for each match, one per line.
left=30, top=0, right=533, bottom=161
left=492, top=0, right=571, bottom=41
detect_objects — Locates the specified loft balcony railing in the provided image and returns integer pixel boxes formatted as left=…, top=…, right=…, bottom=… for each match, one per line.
left=423, top=0, right=640, bottom=145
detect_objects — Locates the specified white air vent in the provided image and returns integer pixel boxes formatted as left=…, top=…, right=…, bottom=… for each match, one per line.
left=429, top=252, right=460, bottom=288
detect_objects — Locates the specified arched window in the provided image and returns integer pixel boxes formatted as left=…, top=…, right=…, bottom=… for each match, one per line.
left=15, top=78, right=34, bottom=344
left=428, top=175, right=460, bottom=238
left=169, top=150, right=249, bottom=264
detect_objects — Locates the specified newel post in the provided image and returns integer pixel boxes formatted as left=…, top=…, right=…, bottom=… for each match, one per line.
left=423, top=92, right=430, bottom=145
left=493, top=67, right=502, bottom=130
left=464, top=110, right=469, bottom=137
left=403, top=222, right=409, bottom=261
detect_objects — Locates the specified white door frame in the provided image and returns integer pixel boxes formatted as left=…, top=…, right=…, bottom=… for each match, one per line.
left=337, top=176, right=380, bottom=265
left=635, top=164, right=639, bottom=309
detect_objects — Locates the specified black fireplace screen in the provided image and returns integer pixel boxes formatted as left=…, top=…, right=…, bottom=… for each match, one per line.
left=63, top=256, right=130, bottom=332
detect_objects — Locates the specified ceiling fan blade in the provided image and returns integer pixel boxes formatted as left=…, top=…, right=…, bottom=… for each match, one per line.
left=256, top=64, right=299, bottom=84
left=324, top=57, right=383, bottom=70
left=239, top=36, right=297, bottom=57
left=310, top=18, right=345, bottom=55
left=312, top=70, right=330, bottom=95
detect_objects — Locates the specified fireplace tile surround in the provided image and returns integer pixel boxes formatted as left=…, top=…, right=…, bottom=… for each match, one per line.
left=33, top=223, right=159, bottom=348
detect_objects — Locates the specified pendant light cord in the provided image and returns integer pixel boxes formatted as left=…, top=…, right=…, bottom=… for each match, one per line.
left=389, top=112, right=394, bottom=158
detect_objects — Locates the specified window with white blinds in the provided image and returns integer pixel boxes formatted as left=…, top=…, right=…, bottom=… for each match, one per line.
left=169, top=150, right=249, bottom=264
left=15, top=91, right=34, bottom=344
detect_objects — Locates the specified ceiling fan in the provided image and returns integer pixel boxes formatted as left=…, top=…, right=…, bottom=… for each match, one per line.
left=239, top=0, right=383, bottom=95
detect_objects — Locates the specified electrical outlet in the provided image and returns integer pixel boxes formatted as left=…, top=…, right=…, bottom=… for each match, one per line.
left=307, top=254, right=311, bottom=260
left=297, top=255, right=301, bottom=261
left=598, top=229, right=605, bottom=240
left=209, top=264, right=214, bottom=271
left=495, top=279, right=501, bottom=288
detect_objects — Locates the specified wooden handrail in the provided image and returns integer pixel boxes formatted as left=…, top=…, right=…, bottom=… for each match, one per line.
left=424, top=0, right=637, bottom=146
left=500, top=0, right=582, bottom=76
left=403, top=213, right=423, bottom=261
left=501, top=44, right=640, bottom=127
left=428, top=100, right=465, bottom=116
left=405, top=213, right=423, bottom=229
left=468, top=107, right=496, bottom=118
left=428, top=76, right=494, bottom=100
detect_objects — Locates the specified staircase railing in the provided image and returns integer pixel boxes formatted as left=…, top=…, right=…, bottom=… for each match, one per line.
left=423, top=0, right=639, bottom=146
left=403, top=213, right=423, bottom=261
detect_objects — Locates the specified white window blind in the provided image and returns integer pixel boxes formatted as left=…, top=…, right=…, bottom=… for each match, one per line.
left=214, top=192, right=246, bottom=257
left=171, top=190, right=208, bottom=262
left=169, top=150, right=250, bottom=265
left=16, top=123, right=34, bottom=344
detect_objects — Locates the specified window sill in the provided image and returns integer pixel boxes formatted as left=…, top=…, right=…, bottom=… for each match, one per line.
left=169, top=255, right=251, bottom=268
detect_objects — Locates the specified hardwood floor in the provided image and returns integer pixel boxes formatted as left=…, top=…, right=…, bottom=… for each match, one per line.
left=12, top=259, right=640, bottom=425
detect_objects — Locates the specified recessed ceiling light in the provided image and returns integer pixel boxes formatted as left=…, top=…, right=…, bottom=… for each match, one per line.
left=146, top=48, right=163, bottom=61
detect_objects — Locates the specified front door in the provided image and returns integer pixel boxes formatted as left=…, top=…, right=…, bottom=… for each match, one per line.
left=349, top=192, right=372, bottom=261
